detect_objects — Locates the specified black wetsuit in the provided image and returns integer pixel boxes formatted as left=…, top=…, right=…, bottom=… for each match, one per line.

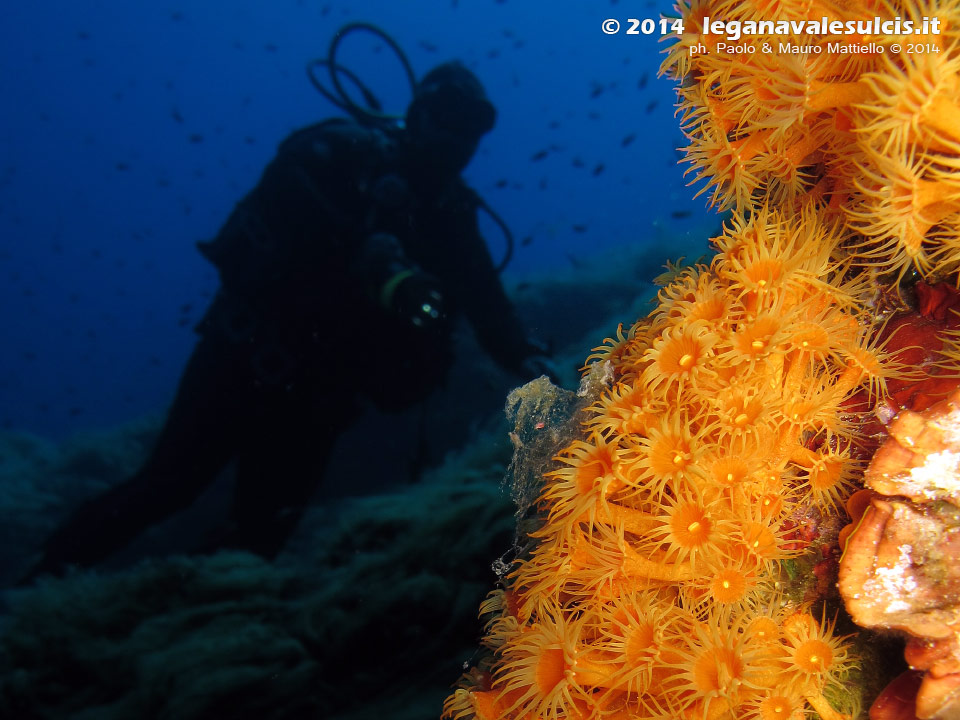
left=32, top=119, right=538, bottom=574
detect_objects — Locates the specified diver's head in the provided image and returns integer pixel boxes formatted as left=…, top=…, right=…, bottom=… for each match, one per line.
left=404, top=61, right=496, bottom=179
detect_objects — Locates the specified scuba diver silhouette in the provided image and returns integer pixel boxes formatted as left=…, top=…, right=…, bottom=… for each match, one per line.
left=25, top=24, right=552, bottom=581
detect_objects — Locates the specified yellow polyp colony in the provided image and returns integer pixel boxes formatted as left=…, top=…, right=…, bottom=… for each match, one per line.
left=438, top=0, right=960, bottom=715
left=661, top=0, right=960, bottom=281
left=443, top=206, right=877, bottom=720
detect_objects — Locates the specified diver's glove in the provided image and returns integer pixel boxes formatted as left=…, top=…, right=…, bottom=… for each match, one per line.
left=382, top=269, right=448, bottom=332
left=511, top=336, right=561, bottom=384
left=360, top=232, right=448, bottom=332
left=518, top=354, right=562, bottom=385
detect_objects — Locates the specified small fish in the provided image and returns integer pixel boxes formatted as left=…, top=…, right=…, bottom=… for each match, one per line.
left=539, top=177, right=548, bottom=190
left=264, top=43, right=279, bottom=53
left=548, top=120, right=560, bottom=129
left=531, top=149, right=549, bottom=161
left=180, top=303, right=193, bottom=314
left=592, top=163, right=605, bottom=176
left=588, top=111, right=601, bottom=120
left=487, top=48, right=500, bottom=59
left=638, top=72, right=648, bottom=89
left=171, top=107, right=184, bottom=123
left=671, top=210, right=692, bottom=219
left=621, top=133, right=636, bottom=147
left=189, top=133, right=204, bottom=143
left=566, top=252, right=586, bottom=268
left=590, top=83, right=604, bottom=99
left=645, top=100, right=658, bottom=113
left=419, top=40, right=438, bottom=52
left=115, top=162, right=130, bottom=171
left=521, top=235, right=533, bottom=246
left=495, top=179, right=508, bottom=188
left=572, top=224, right=588, bottom=233
left=515, top=282, right=531, bottom=291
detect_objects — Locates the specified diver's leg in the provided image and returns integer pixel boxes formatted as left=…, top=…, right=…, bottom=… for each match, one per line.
left=222, top=385, right=351, bottom=559
left=27, top=332, right=252, bottom=578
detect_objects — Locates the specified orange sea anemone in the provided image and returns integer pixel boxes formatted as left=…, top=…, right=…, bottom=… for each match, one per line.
left=493, top=606, right=596, bottom=720
left=641, top=322, right=719, bottom=398
left=775, top=611, right=855, bottom=720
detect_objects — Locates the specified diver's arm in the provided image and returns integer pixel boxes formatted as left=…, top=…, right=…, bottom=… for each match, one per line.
left=445, top=202, right=543, bottom=375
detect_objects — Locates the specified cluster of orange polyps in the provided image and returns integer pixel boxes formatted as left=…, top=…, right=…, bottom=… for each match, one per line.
left=443, top=205, right=902, bottom=720
left=661, top=0, right=960, bottom=280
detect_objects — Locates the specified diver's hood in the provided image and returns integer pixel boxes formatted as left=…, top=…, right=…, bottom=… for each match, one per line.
left=406, top=61, right=496, bottom=142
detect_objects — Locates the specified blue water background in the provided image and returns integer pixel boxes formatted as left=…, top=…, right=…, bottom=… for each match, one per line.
left=0, top=0, right=716, bottom=439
